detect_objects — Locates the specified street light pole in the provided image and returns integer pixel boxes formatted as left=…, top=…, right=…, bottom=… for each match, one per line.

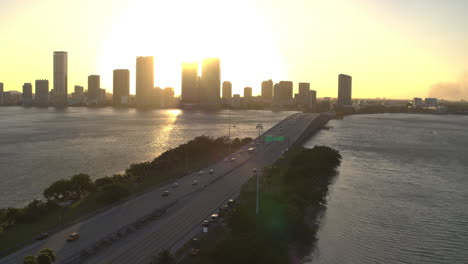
left=254, top=168, right=259, bottom=215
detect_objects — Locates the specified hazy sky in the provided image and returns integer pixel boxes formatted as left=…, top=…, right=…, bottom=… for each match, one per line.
left=1, top=0, right=467, bottom=99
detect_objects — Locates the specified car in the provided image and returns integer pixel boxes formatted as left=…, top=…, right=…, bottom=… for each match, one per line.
left=228, top=199, right=234, bottom=206
left=162, top=190, right=170, bottom=197
left=172, top=182, right=179, bottom=188
left=192, top=180, right=199, bottom=185
left=247, top=147, right=255, bottom=154
left=36, top=232, right=49, bottom=240
left=189, top=248, right=200, bottom=256
left=209, top=169, right=214, bottom=174
left=230, top=157, right=235, bottom=162
left=252, top=168, right=257, bottom=173
left=197, top=171, right=204, bottom=175
left=202, top=220, right=210, bottom=227
left=66, top=232, right=79, bottom=242
left=210, top=213, right=219, bottom=222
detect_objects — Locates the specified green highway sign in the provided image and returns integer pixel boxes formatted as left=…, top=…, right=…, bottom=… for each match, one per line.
left=264, top=135, right=285, bottom=142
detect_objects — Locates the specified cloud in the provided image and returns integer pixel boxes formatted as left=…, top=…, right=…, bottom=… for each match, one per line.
left=428, top=72, right=468, bottom=101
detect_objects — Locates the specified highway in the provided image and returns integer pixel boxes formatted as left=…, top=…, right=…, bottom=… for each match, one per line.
left=0, top=113, right=324, bottom=264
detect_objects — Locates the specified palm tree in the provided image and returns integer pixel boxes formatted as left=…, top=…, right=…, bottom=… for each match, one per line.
left=151, top=249, right=175, bottom=264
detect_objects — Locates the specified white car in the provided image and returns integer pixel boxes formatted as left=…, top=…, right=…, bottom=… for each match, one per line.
left=192, top=180, right=199, bottom=185
left=209, top=169, right=214, bottom=174
left=198, top=171, right=204, bottom=175
left=172, top=182, right=179, bottom=188
left=230, top=157, right=236, bottom=162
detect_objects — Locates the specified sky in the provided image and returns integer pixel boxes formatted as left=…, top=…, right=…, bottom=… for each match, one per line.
left=0, top=0, right=467, bottom=100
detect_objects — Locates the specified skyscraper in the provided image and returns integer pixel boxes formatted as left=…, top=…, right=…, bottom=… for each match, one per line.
left=88, top=75, right=100, bottom=104
left=0, top=82, right=3, bottom=105
left=308, top=90, right=317, bottom=111
left=337, top=74, right=352, bottom=106
left=22, top=83, right=33, bottom=106
left=136, top=56, right=154, bottom=107
left=35, top=80, right=49, bottom=106
left=200, top=58, right=220, bottom=109
left=244, top=87, right=252, bottom=98
left=222, top=81, right=232, bottom=99
left=113, top=69, right=130, bottom=106
left=53, top=51, right=68, bottom=106
left=261, top=79, right=273, bottom=100
left=298, top=82, right=310, bottom=106
left=181, top=62, right=199, bottom=105
left=278, top=81, right=293, bottom=106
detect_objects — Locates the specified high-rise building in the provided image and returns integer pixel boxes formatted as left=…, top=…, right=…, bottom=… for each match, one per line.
left=222, top=81, right=232, bottom=99
left=200, top=58, right=220, bottom=109
left=181, top=62, right=199, bottom=105
left=337, top=74, right=352, bottom=106
left=113, top=69, right=130, bottom=106
left=136, top=56, right=154, bottom=107
left=53, top=51, right=68, bottom=106
left=308, top=90, right=317, bottom=111
left=35, top=80, right=49, bottom=106
left=298, top=82, right=310, bottom=106
left=261, top=79, right=273, bottom=100
left=73, top=85, right=84, bottom=102
left=162, top=87, right=175, bottom=108
left=88, top=75, right=100, bottom=104
left=232, top=94, right=241, bottom=108
left=0, top=82, right=3, bottom=105
left=279, top=81, right=293, bottom=101
left=273, top=83, right=280, bottom=102
left=22, top=83, right=33, bottom=106
left=99, top=88, right=106, bottom=102
left=244, top=87, right=252, bottom=98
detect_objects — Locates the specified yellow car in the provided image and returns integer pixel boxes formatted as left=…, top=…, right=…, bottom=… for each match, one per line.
left=66, top=233, right=79, bottom=242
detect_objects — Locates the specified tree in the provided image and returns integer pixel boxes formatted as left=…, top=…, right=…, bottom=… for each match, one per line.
left=36, top=254, right=52, bottom=264
left=39, top=249, right=55, bottom=262
left=43, top=179, right=72, bottom=201
left=70, top=174, right=94, bottom=198
left=152, top=249, right=175, bottom=264
left=23, top=255, right=36, bottom=264
left=96, top=183, right=130, bottom=204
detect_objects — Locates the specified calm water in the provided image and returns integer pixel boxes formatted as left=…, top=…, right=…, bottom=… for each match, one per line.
left=304, top=114, right=468, bottom=264
left=0, top=107, right=295, bottom=208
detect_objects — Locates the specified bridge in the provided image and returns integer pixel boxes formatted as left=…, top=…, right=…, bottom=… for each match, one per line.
left=0, top=112, right=331, bottom=264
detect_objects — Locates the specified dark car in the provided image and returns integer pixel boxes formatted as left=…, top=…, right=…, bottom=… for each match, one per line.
left=162, top=190, right=170, bottom=197
left=36, top=232, right=49, bottom=240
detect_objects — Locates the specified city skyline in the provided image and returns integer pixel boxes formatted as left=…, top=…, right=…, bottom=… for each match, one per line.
left=0, top=0, right=466, bottom=100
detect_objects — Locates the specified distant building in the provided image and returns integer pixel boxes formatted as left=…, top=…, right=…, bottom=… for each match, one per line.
left=99, top=89, right=106, bottom=102
left=181, top=62, right=199, bottom=105
left=151, top=87, right=162, bottom=108
left=222, top=81, right=232, bottom=99
left=53, top=51, right=68, bottom=106
left=161, top=87, right=175, bottom=108
left=72, top=85, right=84, bottom=103
left=35, top=80, right=49, bottom=106
left=273, top=81, right=293, bottom=106
left=0, top=82, right=3, bottom=105
left=136, top=56, right=154, bottom=107
left=22, top=83, right=33, bottom=106
left=413, top=97, right=423, bottom=107
left=298, top=82, right=310, bottom=107
left=337, top=74, right=352, bottom=106
left=200, top=58, right=220, bottom=109
left=308, top=90, right=317, bottom=111
left=425, top=98, right=438, bottom=107
left=113, top=69, right=130, bottom=106
left=261, top=79, right=273, bottom=101
left=88, top=75, right=100, bottom=104
left=244, top=87, right=252, bottom=98
left=232, top=94, right=241, bottom=108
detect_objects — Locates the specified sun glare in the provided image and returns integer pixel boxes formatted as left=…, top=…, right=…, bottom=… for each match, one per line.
left=98, top=0, right=284, bottom=95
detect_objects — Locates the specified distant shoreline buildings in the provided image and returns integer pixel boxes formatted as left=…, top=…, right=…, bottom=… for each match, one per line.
left=13, top=50, right=458, bottom=113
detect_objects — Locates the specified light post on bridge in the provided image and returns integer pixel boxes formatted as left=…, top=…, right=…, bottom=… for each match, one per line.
left=256, top=123, right=263, bottom=138
left=253, top=168, right=259, bottom=215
